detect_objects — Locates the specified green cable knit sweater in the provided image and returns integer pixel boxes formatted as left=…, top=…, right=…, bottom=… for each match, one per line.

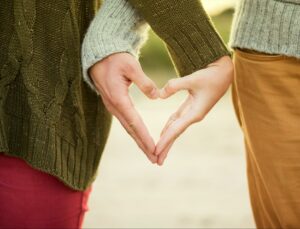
left=0, top=0, right=229, bottom=191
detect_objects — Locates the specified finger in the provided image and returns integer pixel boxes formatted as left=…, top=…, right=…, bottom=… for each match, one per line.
left=155, top=111, right=198, bottom=156
left=157, top=142, right=174, bottom=166
left=160, top=77, right=192, bottom=99
left=101, top=94, right=157, bottom=163
left=128, top=63, right=159, bottom=99
left=160, top=116, right=176, bottom=138
left=110, top=101, right=158, bottom=163
left=113, top=96, right=157, bottom=157
left=160, top=96, right=193, bottom=138
left=94, top=73, right=157, bottom=163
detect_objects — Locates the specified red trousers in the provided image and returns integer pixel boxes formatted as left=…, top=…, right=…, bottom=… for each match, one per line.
left=0, top=153, right=92, bottom=229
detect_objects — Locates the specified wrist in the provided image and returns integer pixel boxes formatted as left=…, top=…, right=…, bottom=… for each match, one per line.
left=81, top=0, right=149, bottom=94
left=208, top=56, right=233, bottom=74
left=214, top=56, right=234, bottom=87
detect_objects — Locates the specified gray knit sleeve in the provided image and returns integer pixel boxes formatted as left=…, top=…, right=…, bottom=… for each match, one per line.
left=81, top=0, right=150, bottom=94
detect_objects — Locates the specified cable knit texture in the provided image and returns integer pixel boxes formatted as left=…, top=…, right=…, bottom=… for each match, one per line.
left=0, top=0, right=112, bottom=191
left=230, top=0, right=300, bottom=58
left=81, top=0, right=150, bottom=94
left=0, top=0, right=230, bottom=191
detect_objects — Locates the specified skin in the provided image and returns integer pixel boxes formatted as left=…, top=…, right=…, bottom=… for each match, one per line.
left=156, top=55, right=234, bottom=165
left=90, top=53, right=233, bottom=166
left=89, top=52, right=160, bottom=163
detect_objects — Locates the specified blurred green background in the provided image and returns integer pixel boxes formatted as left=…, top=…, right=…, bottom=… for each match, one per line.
left=139, top=9, right=234, bottom=87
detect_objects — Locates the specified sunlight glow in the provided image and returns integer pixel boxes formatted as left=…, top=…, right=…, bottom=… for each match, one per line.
left=202, top=0, right=237, bottom=16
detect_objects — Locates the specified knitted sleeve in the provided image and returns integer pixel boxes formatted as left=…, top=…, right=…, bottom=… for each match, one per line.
left=127, top=0, right=231, bottom=76
left=82, top=0, right=231, bottom=94
left=81, top=0, right=150, bottom=94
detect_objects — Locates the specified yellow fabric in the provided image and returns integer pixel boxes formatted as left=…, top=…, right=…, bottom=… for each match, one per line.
left=232, top=49, right=300, bottom=228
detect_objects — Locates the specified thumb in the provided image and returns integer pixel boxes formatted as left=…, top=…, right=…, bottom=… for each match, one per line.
left=129, top=65, right=159, bottom=99
left=160, top=77, right=191, bottom=99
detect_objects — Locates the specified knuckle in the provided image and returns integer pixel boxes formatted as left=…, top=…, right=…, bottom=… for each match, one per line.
left=169, top=113, right=179, bottom=121
left=109, top=91, right=126, bottom=104
left=128, top=121, right=136, bottom=130
left=109, top=95, right=120, bottom=105
left=123, top=62, right=136, bottom=74
left=111, top=99, right=120, bottom=107
left=193, top=114, right=205, bottom=123
left=166, top=79, right=177, bottom=93
left=124, top=125, right=135, bottom=136
left=125, top=116, right=137, bottom=128
left=110, top=95, right=125, bottom=107
left=141, top=82, right=153, bottom=93
left=125, top=120, right=138, bottom=133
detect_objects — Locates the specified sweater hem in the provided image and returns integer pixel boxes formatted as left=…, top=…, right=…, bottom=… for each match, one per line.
left=0, top=151, right=95, bottom=191
left=229, top=0, right=300, bottom=59
left=230, top=43, right=300, bottom=59
left=0, top=112, right=103, bottom=191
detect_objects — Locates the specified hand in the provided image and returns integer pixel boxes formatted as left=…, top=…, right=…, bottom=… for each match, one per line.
left=89, top=52, right=160, bottom=163
left=155, top=56, right=234, bottom=165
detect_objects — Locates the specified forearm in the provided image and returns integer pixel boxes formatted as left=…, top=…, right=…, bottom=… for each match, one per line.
left=82, top=0, right=231, bottom=94
left=127, top=0, right=231, bottom=76
left=81, top=0, right=149, bottom=94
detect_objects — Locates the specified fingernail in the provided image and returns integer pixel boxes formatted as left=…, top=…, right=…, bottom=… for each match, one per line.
left=150, top=88, right=159, bottom=99
left=159, top=89, right=166, bottom=99
left=155, top=149, right=160, bottom=156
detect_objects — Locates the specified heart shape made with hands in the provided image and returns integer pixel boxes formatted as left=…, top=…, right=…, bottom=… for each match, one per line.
left=132, top=71, right=232, bottom=166
left=129, top=68, right=232, bottom=166
left=90, top=53, right=232, bottom=166
left=129, top=83, right=191, bottom=166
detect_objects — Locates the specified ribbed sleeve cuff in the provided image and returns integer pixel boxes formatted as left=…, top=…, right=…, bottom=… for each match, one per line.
left=128, top=0, right=231, bottom=76
left=230, top=0, right=300, bottom=59
left=81, top=0, right=149, bottom=94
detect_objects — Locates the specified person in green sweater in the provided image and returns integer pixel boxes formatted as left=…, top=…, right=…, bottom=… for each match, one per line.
left=86, top=0, right=300, bottom=228
left=0, top=0, right=232, bottom=228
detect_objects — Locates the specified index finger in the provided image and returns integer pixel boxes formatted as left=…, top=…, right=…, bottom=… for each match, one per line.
left=155, top=111, right=197, bottom=156
left=114, top=96, right=156, bottom=156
